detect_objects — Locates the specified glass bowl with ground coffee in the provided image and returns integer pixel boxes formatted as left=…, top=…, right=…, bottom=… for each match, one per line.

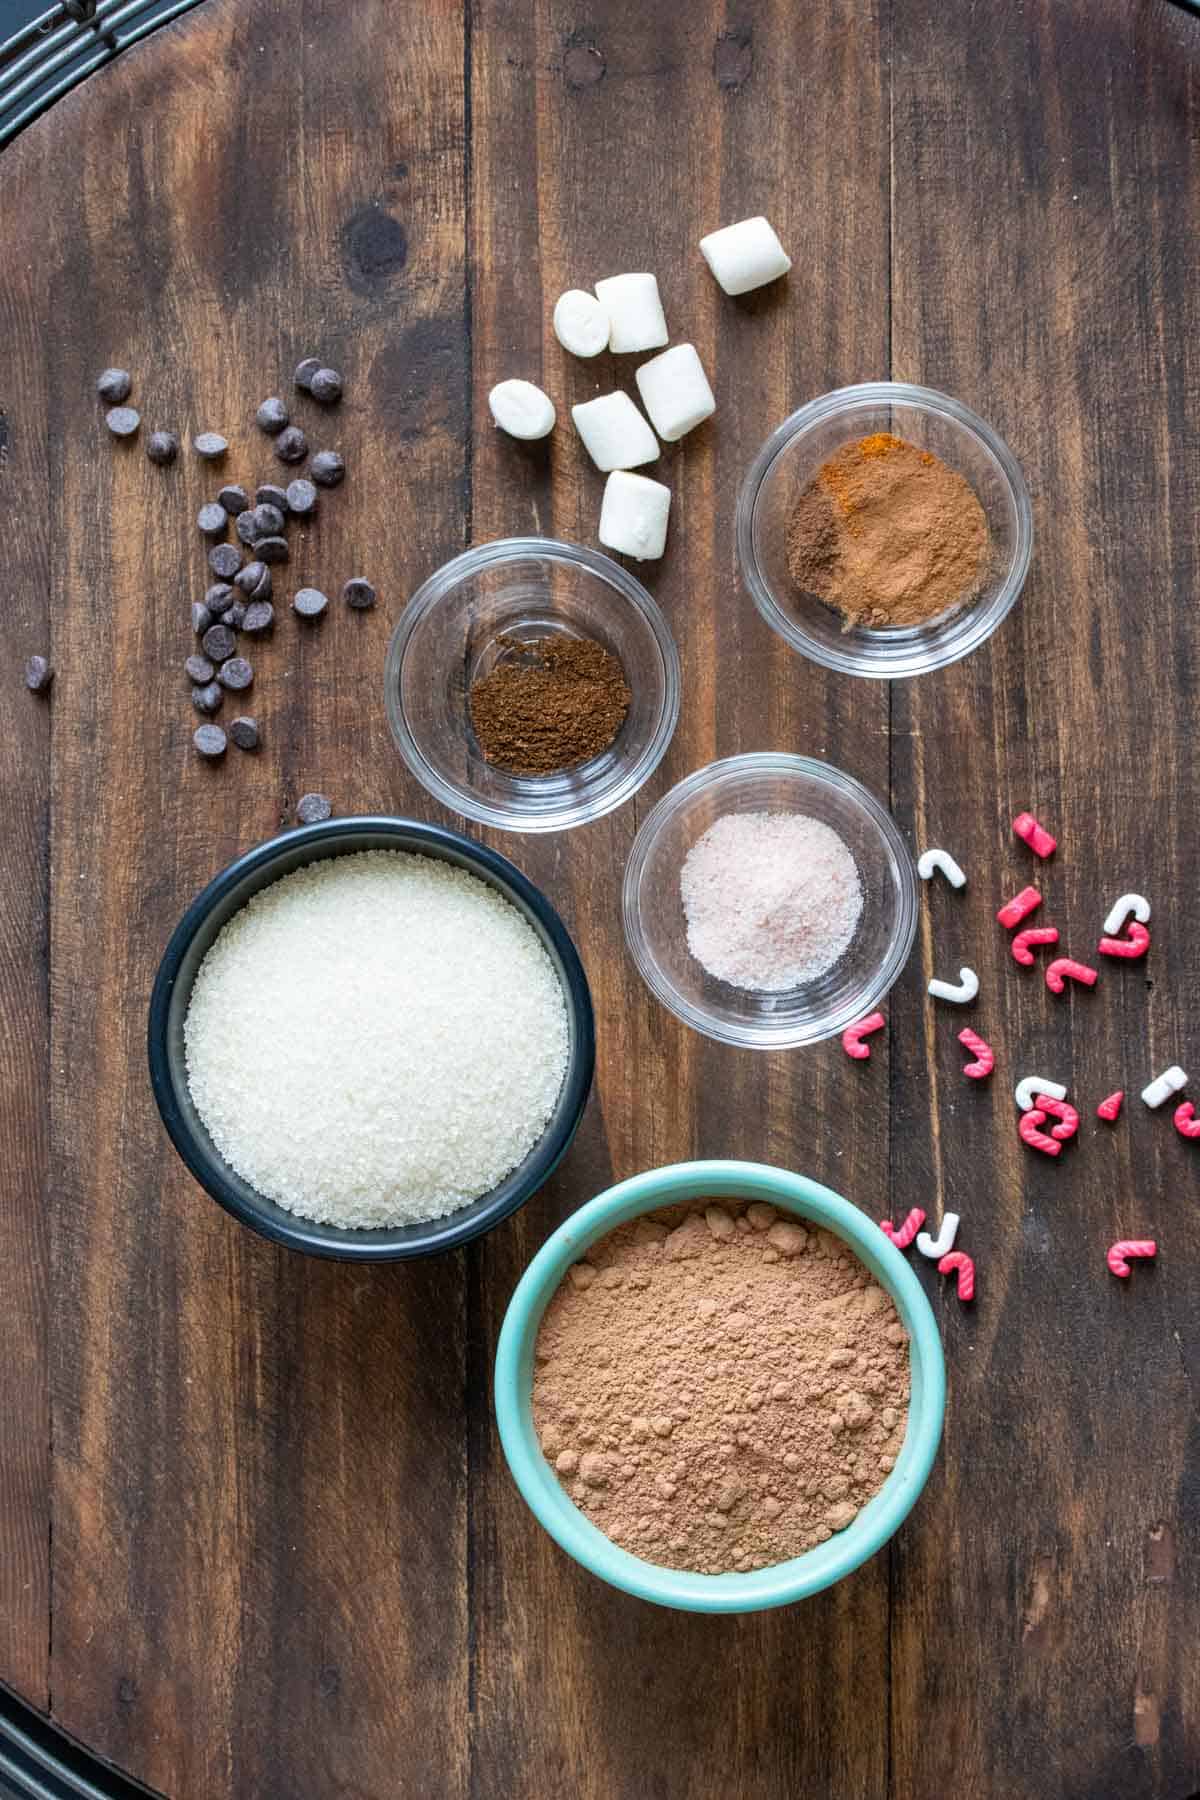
left=386, top=539, right=680, bottom=832
left=495, top=1160, right=946, bottom=1614
left=737, top=382, right=1032, bottom=679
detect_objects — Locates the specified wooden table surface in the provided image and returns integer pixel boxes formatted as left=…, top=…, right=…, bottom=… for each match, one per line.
left=3, top=1, right=1200, bottom=1795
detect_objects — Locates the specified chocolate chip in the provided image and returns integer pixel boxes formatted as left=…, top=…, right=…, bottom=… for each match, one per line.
left=234, top=561, right=271, bottom=600
left=192, top=681, right=223, bottom=715
left=201, top=623, right=236, bottom=662
left=218, top=656, right=253, bottom=691
left=292, top=587, right=328, bottom=619
left=296, top=792, right=332, bottom=823
left=309, top=367, right=343, bottom=404
left=218, top=483, right=249, bottom=515
left=274, top=425, right=308, bottom=465
left=191, top=600, right=213, bottom=636
left=97, top=368, right=131, bottom=404
left=253, top=502, right=285, bottom=537
left=224, top=601, right=246, bottom=630
left=255, top=483, right=289, bottom=511
left=205, top=582, right=236, bottom=616
left=241, top=600, right=274, bottom=634
left=256, top=536, right=289, bottom=565
left=256, top=397, right=289, bottom=435
left=193, top=432, right=228, bottom=460
left=193, top=724, right=227, bottom=759
left=197, top=502, right=228, bottom=538
left=105, top=406, right=140, bottom=438
left=185, top=653, right=214, bottom=684
left=235, top=510, right=260, bottom=547
left=229, top=716, right=259, bottom=751
left=208, top=543, right=242, bottom=580
left=343, top=577, right=376, bottom=611
left=25, top=654, right=53, bottom=693
left=294, top=358, right=322, bottom=392
left=146, top=430, right=178, bottom=465
left=310, top=450, right=345, bottom=488
left=285, top=478, right=317, bottom=516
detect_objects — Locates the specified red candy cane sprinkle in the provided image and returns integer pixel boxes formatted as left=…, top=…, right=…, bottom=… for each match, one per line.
left=1011, top=924, right=1060, bottom=966
left=1107, top=1240, right=1156, bottom=1279
left=1174, top=1102, right=1200, bottom=1141
left=1096, top=1091, right=1124, bottom=1122
left=1038, top=1095, right=1080, bottom=1141
left=880, top=1208, right=926, bottom=1250
left=1019, top=1109, right=1063, bottom=1156
left=938, top=1250, right=976, bottom=1302
left=1098, top=922, right=1151, bottom=960
left=958, top=1027, right=995, bottom=1079
left=1013, top=812, right=1058, bottom=858
left=842, top=1012, right=886, bottom=1060
left=996, top=886, right=1042, bottom=929
left=1045, top=957, right=1099, bottom=994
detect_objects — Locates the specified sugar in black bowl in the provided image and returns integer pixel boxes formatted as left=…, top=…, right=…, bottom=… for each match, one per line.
left=148, top=817, right=595, bottom=1260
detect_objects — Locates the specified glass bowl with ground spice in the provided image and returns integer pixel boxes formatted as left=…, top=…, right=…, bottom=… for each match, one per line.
left=495, top=1159, right=945, bottom=1613
left=737, top=382, right=1032, bottom=679
left=385, top=539, right=680, bottom=832
left=622, top=753, right=917, bottom=1049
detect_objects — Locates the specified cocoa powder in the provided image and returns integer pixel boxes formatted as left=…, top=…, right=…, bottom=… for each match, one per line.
left=786, top=431, right=989, bottom=630
left=531, top=1202, right=910, bottom=1574
left=468, top=634, right=631, bottom=775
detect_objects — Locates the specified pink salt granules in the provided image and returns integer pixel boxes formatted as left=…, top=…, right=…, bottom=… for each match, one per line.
left=680, top=811, right=864, bottom=992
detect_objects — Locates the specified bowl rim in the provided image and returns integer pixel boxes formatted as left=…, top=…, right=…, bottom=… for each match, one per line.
left=736, top=380, right=1034, bottom=680
left=621, top=752, right=919, bottom=1048
left=384, top=535, right=682, bottom=833
left=495, top=1159, right=946, bottom=1613
left=147, top=815, right=596, bottom=1261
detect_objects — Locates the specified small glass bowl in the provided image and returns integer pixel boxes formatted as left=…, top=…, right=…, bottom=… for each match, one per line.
left=622, top=753, right=918, bottom=1049
left=385, top=538, right=681, bottom=833
left=736, top=381, right=1033, bottom=679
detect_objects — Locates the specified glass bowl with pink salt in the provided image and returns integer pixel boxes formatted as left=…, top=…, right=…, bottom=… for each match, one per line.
left=622, top=753, right=917, bottom=1049
left=736, top=381, right=1033, bottom=679
left=494, top=1159, right=946, bottom=1614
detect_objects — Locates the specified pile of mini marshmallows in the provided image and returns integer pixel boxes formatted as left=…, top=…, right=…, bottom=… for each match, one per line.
left=486, top=216, right=792, bottom=562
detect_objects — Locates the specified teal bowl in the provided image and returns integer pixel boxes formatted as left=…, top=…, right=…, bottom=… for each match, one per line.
left=495, top=1160, right=946, bottom=1613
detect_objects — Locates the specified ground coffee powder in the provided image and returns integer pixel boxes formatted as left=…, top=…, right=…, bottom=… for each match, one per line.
left=786, top=431, right=989, bottom=629
left=532, top=1201, right=910, bottom=1574
left=469, top=634, right=631, bottom=775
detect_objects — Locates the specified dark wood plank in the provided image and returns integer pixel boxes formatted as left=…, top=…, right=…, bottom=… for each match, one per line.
left=1, top=0, right=471, bottom=1792
left=0, top=130, right=51, bottom=1708
left=888, top=2, right=1200, bottom=1795
left=467, top=4, right=894, bottom=1796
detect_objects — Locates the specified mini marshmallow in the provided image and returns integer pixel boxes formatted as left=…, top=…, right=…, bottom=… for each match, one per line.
left=488, top=379, right=556, bottom=440
left=553, top=289, right=610, bottom=358
left=593, top=273, right=668, bottom=354
left=1142, top=1065, right=1187, bottom=1109
left=634, top=343, right=715, bottom=442
left=598, top=470, right=671, bottom=561
left=699, top=216, right=792, bottom=296
left=571, top=391, right=658, bottom=472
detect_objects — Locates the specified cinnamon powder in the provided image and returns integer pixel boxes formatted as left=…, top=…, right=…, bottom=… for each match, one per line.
left=531, top=1202, right=910, bottom=1574
left=786, top=431, right=989, bottom=629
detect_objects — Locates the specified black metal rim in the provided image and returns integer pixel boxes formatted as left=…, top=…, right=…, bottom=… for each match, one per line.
left=0, top=0, right=207, bottom=148
left=0, top=1682, right=160, bottom=1800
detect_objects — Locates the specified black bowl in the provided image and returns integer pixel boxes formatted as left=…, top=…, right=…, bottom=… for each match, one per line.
left=148, top=816, right=595, bottom=1260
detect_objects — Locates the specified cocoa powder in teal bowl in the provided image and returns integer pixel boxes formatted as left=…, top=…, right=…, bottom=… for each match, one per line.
left=495, top=1160, right=945, bottom=1613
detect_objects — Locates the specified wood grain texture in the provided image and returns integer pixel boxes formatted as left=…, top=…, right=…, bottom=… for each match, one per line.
left=0, top=127, right=51, bottom=1708
left=887, top=4, right=1200, bottom=1797
left=0, top=0, right=1199, bottom=1794
left=467, top=4, right=892, bottom=1797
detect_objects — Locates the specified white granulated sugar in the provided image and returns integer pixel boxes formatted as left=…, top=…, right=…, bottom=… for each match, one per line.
left=184, top=851, right=569, bottom=1229
left=679, top=812, right=864, bottom=991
